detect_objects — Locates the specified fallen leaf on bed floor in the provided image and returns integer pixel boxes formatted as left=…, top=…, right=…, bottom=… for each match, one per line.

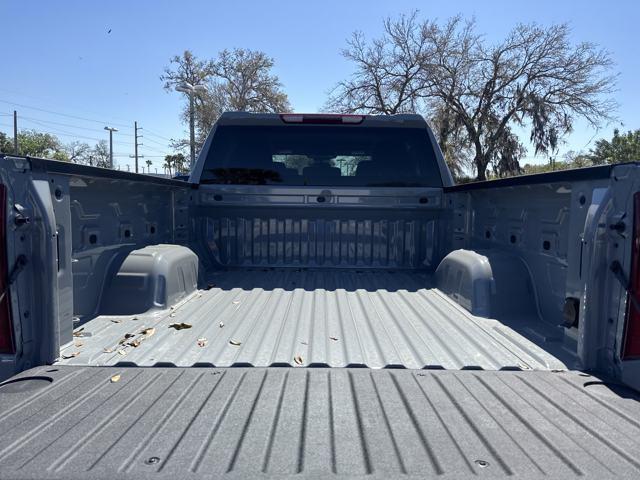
left=119, top=333, right=135, bottom=343
left=74, top=341, right=84, bottom=347
left=128, top=339, right=141, bottom=348
left=219, top=321, right=224, bottom=328
left=141, top=327, right=156, bottom=337
left=300, top=341, right=308, bottom=345
left=61, top=351, right=80, bottom=359
left=197, top=337, right=208, bottom=347
left=72, top=328, right=84, bottom=337
left=329, top=336, right=339, bottom=341
left=103, top=347, right=114, bottom=353
left=294, top=355, right=304, bottom=365
left=229, top=339, right=241, bottom=346
left=132, top=317, right=139, bottom=321
left=110, top=374, right=121, bottom=383
left=117, top=349, right=127, bottom=356
left=111, top=319, right=122, bottom=324
left=169, top=322, right=192, bottom=330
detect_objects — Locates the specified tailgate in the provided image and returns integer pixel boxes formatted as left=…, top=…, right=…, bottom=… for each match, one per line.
left=0, top=366, right=639, bottom=479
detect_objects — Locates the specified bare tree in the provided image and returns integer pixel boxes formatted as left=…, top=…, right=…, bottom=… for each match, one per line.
left=91, top=140, right=111, bottom=168
left=326, top=12, right=433, bottom=114
left=163, top=48, right=291, bottom=153
left=64, top=141, right=92, bottom=163
left=328, top=13, right=617, bottom=180
left=212, top=48, right=291, bottom=112
left=160, top=50, right=215, bottom=93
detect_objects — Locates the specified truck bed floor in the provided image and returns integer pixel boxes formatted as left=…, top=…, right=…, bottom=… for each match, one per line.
left=60, top=269, right=572, bottom=370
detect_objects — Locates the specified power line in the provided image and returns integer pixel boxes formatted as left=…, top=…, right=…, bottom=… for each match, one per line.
left=139, top=143, right=169, bottom=154
left=0, top=99, right=134, bottom=130
left=1, top=96, right=177, bottom=143
left=18, top=115, right=135, bottom=137
left=143, top=128, right=174, bottom=142
left=20, top=117, right=131, bottom=146
left=0, top=87, right=138, bottom=125
left=141, top=136, right=169, bottom=147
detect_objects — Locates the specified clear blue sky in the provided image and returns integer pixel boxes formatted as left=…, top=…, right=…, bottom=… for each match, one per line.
left=0, top=0, right=638, bottom=172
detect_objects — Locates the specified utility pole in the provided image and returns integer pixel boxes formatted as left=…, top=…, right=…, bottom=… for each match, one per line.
left=13, top=110, right=18, bottom=154
left=104, top=126, right=118, bottom=168
left=133, top=121, right=143, bottom=173
left=188, top=95, right=195, bottom=170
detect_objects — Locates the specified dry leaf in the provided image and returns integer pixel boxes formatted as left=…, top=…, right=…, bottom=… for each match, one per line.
left=229, top=339, right=241, bottom=346
left=300, top=341, right=308, bottom=345
left=72, top=328, right=85, bottom=337
left=219, top=321, right=224, bottom=328
left=128, top=339, right=141, bottom=348
left=110, top=374, right=121, bottom=383
left=74, top=341, right=84, bottom=348
left=111, top=319, right=123, bottom=324
left=294, top=355, right=304, bottom=365
left=169, top=322, right=192, bottom=330
left=61, top=351, right=80, bottom=359
left=103, top=347, right=114, bottom=353
left=197, top=337, right=208, bottom=347
left=117, top=349, right=127, bottom=356
left=132, top=316, right=139, bottom=321
left=119, top=334, right=134, bottom=345
left=141, top=327, right=156, bottom=337
left=329, top=336, right=339, bottom=341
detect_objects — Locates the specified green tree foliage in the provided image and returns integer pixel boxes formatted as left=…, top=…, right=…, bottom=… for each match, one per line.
left=589, top=129, right=640, bottom=165
left=0, top=130, right=117, bottom=168
left=0, top=132, right=14, bottom=153
left=14, top=129, right=68, bottom=160
left=163, top=153, right=187, bottom=176
left=327, top=12, right=616, bottom=180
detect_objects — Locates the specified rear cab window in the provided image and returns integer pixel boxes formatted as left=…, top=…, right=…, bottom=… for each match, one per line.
left=199, top=125, right=443, bottom=187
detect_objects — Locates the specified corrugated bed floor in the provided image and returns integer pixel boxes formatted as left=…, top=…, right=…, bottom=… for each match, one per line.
left=1, top=366, right=639, bottom=479
left=60, top=269, right=569, bottom=370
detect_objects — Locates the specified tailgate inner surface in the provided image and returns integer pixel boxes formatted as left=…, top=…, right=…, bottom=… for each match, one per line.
left=1, top=367, right=639, bottom=479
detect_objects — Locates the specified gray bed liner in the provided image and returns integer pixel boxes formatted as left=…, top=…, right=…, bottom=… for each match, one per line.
left=59, top=269, right=572, bottom=370
left=1, top=366, right=639, bottom=479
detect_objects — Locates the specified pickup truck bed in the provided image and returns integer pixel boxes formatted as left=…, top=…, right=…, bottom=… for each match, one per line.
left=2, top=115, right=640, bottom=480
left=1, top=366, right=639, bottom=479
left=58, top=269, right=571, bottom=371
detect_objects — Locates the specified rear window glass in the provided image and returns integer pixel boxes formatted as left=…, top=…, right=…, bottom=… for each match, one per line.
left=199, top=125, right=442, bottom=187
